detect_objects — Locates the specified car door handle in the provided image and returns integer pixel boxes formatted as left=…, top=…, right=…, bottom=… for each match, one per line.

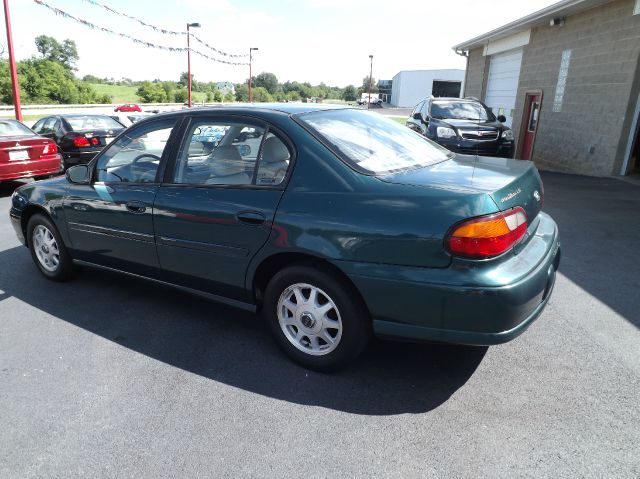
left=237, top=211, right=266, bottom=225
left=125, top=201, right=146, bottom=214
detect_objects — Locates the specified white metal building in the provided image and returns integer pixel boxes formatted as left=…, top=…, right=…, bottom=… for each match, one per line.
left=390, top=69, right=465, bottom=107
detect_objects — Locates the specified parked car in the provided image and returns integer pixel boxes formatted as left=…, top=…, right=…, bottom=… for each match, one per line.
left=0, top=119, right=62, bottom=183
left=406, top=97, right=515, bottom=158
left=32, top=115, right=125, bottom=168
left=10, top=105, right=560, bottom=371
left=108, top=112, right=154, bottom=128
left=114, top=103, right=142, bottom=113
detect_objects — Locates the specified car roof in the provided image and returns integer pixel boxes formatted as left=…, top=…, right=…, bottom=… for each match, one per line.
left=174, top=102, right=349, bottom=116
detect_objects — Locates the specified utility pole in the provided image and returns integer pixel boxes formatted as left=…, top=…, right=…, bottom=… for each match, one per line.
left=367, top=54, right=373, bottom=110
left=186, top=22, right=200, bottom=108
left=249, top=47, right=258, bottom=102
left=3, top=0, right=22, bottom=121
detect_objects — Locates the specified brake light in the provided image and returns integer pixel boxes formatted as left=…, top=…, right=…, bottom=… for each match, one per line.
left=90, top=137, right=99, bottom=146
left=73, top=135, right=90, bottom=147
left=446, top=207, right=528, bottom=258
left=43, top=142, right=58, bottom=155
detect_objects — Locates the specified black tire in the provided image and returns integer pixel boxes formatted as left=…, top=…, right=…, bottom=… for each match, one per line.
left=263, top=265, right=371, bottom=371
left=26, top=213, right=75, bottom=281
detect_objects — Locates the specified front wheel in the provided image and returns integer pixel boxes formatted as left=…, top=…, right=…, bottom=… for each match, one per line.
left=263, top=265, right=371, bottom=371
left=27, top=214, right=75, bottom=281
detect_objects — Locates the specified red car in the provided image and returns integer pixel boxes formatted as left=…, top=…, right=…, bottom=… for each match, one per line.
left=0, top=119, right=62, bottom=182
left=114, top=103, right=142, bottom=112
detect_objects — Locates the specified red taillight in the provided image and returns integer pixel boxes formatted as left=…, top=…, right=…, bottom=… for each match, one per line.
left=90, top=137, right=99, bottom=146
left=446, top=207, right=528, bottom=258
left=73, top=135, right=90, bottom=147
left=43, top=142, right=58, bottom=155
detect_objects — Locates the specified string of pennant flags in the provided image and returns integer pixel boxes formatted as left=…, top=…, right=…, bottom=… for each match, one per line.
left=79, top=0, right=248, bottom=58
left=32, top=0, right=249, bottom=65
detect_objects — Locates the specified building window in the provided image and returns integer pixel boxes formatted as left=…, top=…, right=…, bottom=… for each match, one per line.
left=634, top=0, right=640, bottom=15
left=553, top=49, right=571, bottom=112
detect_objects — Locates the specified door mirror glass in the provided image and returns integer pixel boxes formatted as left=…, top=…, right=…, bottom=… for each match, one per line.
left=412, top=112, right=422, bottom=120
left=66, top=164, right=90, bottom=184
left=497, top=114, right=507, bottom=123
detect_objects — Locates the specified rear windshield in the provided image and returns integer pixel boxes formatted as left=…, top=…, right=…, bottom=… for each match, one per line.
left=66, top=116, right=123, bottom=131
left=430, top=101, right=494, bottom=121
left=296, top=109, right=450, bottom=174
left=0, top=120, right=34, bottom=137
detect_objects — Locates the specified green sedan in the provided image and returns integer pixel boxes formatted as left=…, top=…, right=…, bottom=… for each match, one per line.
left=9, top=104, right=560, bottom=371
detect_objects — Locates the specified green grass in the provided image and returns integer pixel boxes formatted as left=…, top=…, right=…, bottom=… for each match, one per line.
left=391, top=116, right=408, bottom=125
left=0, top=113, right=45, bottom=122
left=88, top=83, right=139, bottom=103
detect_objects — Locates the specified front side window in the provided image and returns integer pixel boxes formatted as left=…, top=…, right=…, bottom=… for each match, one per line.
left=96, top=119, right=176, bottom=183
left=174, top=120, right=283, bottom=186
left=297, top=109, right=450, bottom=175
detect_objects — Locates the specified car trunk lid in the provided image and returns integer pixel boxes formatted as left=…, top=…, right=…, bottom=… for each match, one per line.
left=377, top=155, right=543, bottom=222
left=72, top=128, right=124, bottom=147
left=0, top=135, right=57, bottom=163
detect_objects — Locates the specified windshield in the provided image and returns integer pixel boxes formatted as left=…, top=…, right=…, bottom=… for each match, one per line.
left=296, top=109, right=451, bottom=174
left=430, top=101, right=494, bottom=121
left=66, top=116, right=123, bottom=131
left=0, top=120, right=34, bottom=137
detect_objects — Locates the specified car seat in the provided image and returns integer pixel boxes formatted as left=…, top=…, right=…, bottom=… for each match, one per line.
left=205, top=145, right=250, bottom=185
left=257, top=136, right=290, bottom=185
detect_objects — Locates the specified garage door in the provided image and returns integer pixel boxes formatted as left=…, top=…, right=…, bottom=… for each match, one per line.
left=484, top=49, right=523, bottom=127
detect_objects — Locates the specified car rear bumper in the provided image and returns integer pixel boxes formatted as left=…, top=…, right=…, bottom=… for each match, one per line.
left=0, top=155, right=63, bottom=181
left=336, top=212, right=560, bottom=345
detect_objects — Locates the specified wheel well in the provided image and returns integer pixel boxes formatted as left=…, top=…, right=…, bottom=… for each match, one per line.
left=252, top=253, right=369, bottom=313
left=20, top=205, right=50, bottom=246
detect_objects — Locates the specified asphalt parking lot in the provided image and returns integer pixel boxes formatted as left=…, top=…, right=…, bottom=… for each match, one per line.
left=0, top=171, right=638, bottom=478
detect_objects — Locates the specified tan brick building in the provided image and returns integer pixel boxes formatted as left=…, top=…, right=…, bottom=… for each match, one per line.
left=453, top=0, right=640, bottom=176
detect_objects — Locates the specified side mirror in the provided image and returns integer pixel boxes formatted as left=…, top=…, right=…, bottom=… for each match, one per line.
left=412, top=112, right=423, bottom=121
left=66, top=164, right=90, bottom=184
left=238, top=144, right=251, bottom=156
left=497, top=114, right=507, bottom=123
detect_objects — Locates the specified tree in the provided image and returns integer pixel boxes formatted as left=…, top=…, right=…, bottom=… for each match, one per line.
left=136, top=81, right=169, bottom=102
left=235, top=83, right=249, bottom=102
left=361, top=75, right=378, bottom=94
left=253, top=72, right=278, bottom=94
left=34, top=35, right=78, bottom=70
left=223, top=91, right=235, bottom=103
left=251, top=86, right=273, bottom=103
left=342, top=85, right=358, bottom=101
left=173, top=89, right=188, bottom=103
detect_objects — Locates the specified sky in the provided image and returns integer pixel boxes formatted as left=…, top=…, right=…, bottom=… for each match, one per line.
left=1, top=0, right=559, bottom=87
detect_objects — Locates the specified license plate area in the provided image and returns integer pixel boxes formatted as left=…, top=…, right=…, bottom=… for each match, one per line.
left=9, top=149, right=29, bottom=161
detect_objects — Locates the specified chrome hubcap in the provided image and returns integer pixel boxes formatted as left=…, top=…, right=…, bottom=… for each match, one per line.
left=277, top=283, right=342, bottom=356
left=32, top=225, right=60, bottom=273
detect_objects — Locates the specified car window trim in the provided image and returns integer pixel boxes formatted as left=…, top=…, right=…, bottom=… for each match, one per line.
left=89, top=116, right=183, bottom=187
left=164, top=113, right=296, bottom=191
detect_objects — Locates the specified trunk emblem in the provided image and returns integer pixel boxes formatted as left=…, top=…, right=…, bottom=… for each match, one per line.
left=500, top=188, right=521, bottom=203
left=534, top=191, right=541, bottom=202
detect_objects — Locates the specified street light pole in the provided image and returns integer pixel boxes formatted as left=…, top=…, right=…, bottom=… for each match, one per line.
left=249, top=47, right=258, bottom=103
left=186, top=22, right=200, bottom=108
left=368, top=54, right=373, bottom=111
left=3, top=0, right=22, bottom=121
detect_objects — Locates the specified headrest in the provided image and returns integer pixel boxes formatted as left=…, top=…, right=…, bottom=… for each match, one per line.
left=262, top=137, right=290, bottom=164
left=210, top=146, right=244, bottom=176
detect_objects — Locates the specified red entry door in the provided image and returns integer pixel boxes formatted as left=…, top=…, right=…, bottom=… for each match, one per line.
left=521, top=94, right=540, bottom=161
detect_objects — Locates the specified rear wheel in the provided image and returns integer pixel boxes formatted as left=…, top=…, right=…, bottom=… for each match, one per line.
left=263, top=265, right=371, bottom=371
left=27, top=214, right=75, bottom=281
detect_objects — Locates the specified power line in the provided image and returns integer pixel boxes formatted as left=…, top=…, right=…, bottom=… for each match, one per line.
left=79, top=0, right=249, bottom=58
left=33, top=0, right=249, bottom=66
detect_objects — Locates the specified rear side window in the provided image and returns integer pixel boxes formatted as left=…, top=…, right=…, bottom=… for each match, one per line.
left=297, top=109, right=450, bottom=175
left=0, top=120, right=34, bottom=136
left=172, top=119, right=292, bottom=187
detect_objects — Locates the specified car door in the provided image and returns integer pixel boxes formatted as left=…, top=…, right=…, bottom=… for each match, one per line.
left=63, top=116, right=181, bottom=277
left=153, top=115, right=293, bottom=301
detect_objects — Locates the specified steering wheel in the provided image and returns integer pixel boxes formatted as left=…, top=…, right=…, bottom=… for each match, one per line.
left=131, top=153, right=160, bottom=182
